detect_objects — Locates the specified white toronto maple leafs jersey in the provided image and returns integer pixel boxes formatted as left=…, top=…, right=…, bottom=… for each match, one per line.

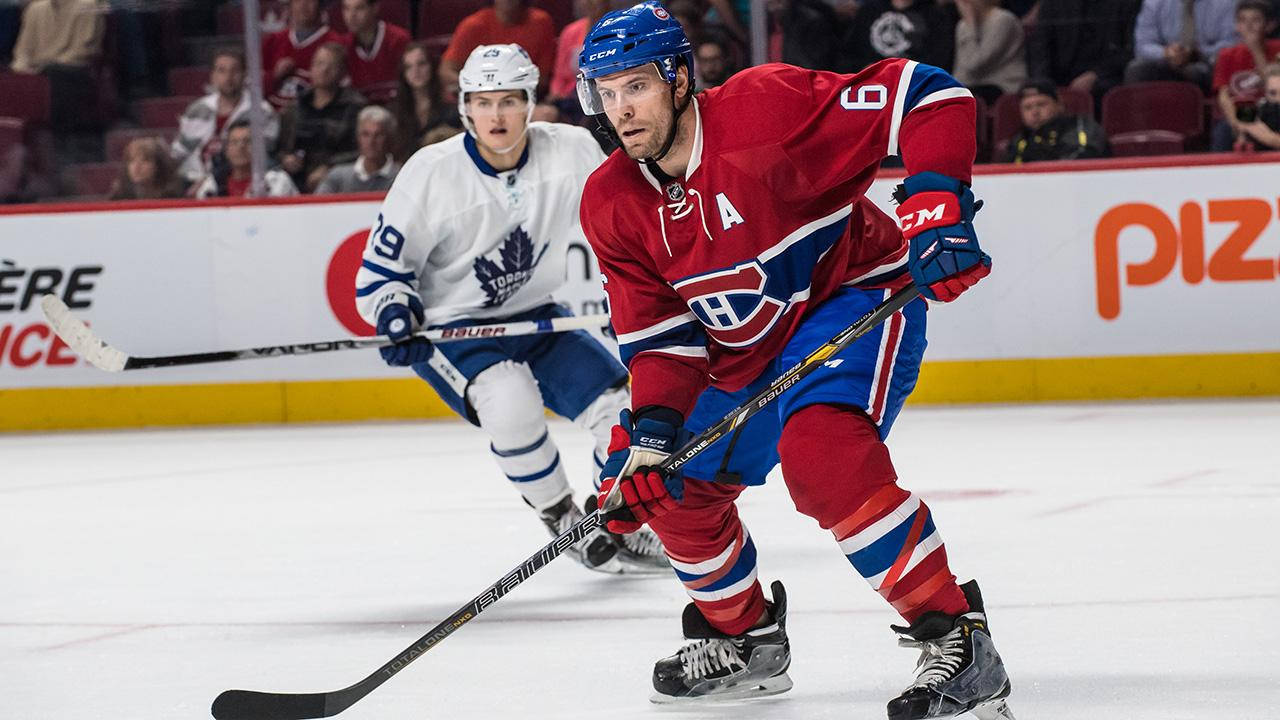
left=355, top=122, right=606, bottom=327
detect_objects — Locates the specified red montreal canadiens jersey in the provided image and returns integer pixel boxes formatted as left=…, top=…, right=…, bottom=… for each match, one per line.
left=262, top=25, right=346, bottom=109
left=580, top=60, right=976, bottom=415
left=347, top=21, right=411, bottom=105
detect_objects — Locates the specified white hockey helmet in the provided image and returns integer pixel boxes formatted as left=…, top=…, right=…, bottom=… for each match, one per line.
left=458, top=44, right=540, bottom=149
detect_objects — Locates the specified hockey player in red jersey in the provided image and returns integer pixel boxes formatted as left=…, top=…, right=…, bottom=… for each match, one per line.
left=575, top=3, right=1014, bottom=719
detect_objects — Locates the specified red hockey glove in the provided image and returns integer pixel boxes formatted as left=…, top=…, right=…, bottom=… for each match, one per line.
left=596, top=408, right=686, bottom=533
left=894, top=172, right=992, bottom=302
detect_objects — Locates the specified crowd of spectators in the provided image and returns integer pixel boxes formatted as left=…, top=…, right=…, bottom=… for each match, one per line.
left=3, top=0, right=1280, bottom=204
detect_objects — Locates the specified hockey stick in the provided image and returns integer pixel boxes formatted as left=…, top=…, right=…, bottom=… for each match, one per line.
left=38, top=294, right=609, bottom=372
left=210, top=285, right=919, bottom=720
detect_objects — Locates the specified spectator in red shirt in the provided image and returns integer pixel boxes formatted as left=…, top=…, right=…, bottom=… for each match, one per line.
left=438, top=0, right=556, bottom=98
left=1211, top=0, right=1280, bottom=150
left=262, top=0, right=345, bottom=109
left=342, top=0, right=412, bottom=104
left=195, top=119, right=300, bottom=199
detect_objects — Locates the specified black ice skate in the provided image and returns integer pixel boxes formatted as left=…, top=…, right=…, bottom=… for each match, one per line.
left=582, top=495, right=672, bottom=574
left=610, top=525, right=673, bottom=574
left=651, top=580, right=793, bottom=703
left=538, top=495, right=622, bottom=574
left=886, top=580, right=1015, bottom=720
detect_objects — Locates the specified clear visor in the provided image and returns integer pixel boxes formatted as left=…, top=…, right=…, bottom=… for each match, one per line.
left=464, top=93, right=530, bottom=118
left=577, top=69, right=668, bottom=116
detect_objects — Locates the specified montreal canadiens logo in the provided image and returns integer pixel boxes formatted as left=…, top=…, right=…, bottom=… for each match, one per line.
left=652, top=6, right=670, bottom=19
left=672, top=261, right=787, bottom=348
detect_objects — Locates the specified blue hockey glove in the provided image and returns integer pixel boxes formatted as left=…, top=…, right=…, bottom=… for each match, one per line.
left=597, top=407, right=689, bottom=533
left=894, top=171, right=991, bottom=302
left=375, top=299, right=433, bottom=367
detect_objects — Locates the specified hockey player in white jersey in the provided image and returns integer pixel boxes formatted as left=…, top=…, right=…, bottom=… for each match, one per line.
left=355, top=43, right=666, bottom=574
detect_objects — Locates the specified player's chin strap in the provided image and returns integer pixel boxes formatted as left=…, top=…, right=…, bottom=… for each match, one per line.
left=643, top=66, right=695, bottom=165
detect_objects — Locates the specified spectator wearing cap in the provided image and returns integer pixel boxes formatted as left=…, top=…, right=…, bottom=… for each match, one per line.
left=1028, top=0, right=1141, bottom=105
left=195, top=119, right=300, bottom=198
left=1125, top=0, right=1239, bottom=91
left=172, top=48, right=281, bottom=186
left=1211, top=0, right=1280, bottom=150
left=109, top=138, right=185, bottom=201
left=953, top=0, right=1027, bottom=104
left=1002, top=80, right=1108, bottom=163
left=315, top=105, right=401, bottom=193
left=438, top=0, right=556, bottom=99
left=277, top=42, right=368, bottom=192
left=341, top=0, right=412, bottom=105
left=262, top=0, right=346, bottom=109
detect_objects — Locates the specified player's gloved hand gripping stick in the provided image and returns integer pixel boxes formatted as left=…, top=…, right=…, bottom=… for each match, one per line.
left=375, top=296, right=434, bottom=366
left=209, top=284, right=919, bottom=720
left=894, top=171, right=991, bottom=302
left=596, top=407, right=690, bottom=533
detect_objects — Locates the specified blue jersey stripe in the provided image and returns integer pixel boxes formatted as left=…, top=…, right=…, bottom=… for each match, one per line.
left=902, top=63, right=965, bottom=116
left=618, top=321, right=707, bottom=367
left=360, top=259, right=416, bottom=283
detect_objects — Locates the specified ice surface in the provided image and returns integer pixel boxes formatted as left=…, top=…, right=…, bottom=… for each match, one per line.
left=2, top=401, right=1277, bottom=719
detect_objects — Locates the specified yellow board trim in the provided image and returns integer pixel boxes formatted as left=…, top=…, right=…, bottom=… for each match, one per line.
left=911, top=351, right=1280, bottom=404
left=2, top=352, right=1277, bottom=432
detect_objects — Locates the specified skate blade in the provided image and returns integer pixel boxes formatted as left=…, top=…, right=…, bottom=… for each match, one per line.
left=649, top=673, right=793, bottom=704
left=970, top=699, right=1015, bottom=720
left=581, top=557, right=626, bottom=574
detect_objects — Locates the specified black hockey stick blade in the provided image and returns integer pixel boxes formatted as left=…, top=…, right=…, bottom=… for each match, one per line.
left=211, top=690, right=330, bottom=720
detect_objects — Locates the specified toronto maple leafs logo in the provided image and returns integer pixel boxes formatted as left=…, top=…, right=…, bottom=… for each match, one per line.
left=473, top=226, right=549, bottom=307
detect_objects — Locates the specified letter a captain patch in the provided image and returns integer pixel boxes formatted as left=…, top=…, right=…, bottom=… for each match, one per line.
left=716, top=192, right=744, bottom=230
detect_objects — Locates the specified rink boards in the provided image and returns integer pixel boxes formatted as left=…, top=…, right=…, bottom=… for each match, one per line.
left=1, top=156, right=1278, bottom=430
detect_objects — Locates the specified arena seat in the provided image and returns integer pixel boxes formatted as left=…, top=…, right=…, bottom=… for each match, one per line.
left=0, top=72, right=51, bottom=124
left=169, top=66, right=210, bottom=96
left=1108, top=129, right=1185, bottom=157
left=1102, top=81, right=1204, bottom=153
left=0, top=116, right=24, bottom=158
left=105, top=128, right=177, bottom=162
left=63, top=162, right=122, bottom=197
left=135, top=96, right=198, bottom=129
